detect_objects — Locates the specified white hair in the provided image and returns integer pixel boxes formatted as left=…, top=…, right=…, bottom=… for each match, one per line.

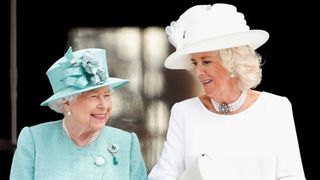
left=47, top=86, right=114, bottom=114
left=219, top=46, right=262, bottom=90
left=48, top=93, right=81, bottom=114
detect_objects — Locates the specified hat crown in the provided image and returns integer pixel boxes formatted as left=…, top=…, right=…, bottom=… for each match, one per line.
left=163, top=3, right=269, bottom=70
left=166, top=3, right=249, bottom=50
left=41, top=47, right=129, bottom=106
left=46, top=47, right=109, bottom=94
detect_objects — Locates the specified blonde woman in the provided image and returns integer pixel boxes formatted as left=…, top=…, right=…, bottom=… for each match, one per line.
left=149, top=3, right=306, bottom=180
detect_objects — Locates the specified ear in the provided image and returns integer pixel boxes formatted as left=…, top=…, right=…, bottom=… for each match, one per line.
left=63, top=101, right=71, bottom=112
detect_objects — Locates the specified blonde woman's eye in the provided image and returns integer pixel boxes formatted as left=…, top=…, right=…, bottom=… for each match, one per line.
left=203, top=60, right=211, bottom=65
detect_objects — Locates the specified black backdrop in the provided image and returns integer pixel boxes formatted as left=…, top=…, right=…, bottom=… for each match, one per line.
left=1, top=0, right=317, bottom=179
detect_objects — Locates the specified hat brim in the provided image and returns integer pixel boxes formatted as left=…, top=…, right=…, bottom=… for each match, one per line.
left=164, top=30, right=269, bottom=69
left=40, top=77, right=128, bottom=106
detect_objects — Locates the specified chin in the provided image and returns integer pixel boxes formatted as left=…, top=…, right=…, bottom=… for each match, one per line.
left=91, top=119, right=107, bottom=127
left=203, top=86, right=216, bottom=96
left=93, top=122, right=106, bottom=131
left=203, top=90, right=213, bottom=96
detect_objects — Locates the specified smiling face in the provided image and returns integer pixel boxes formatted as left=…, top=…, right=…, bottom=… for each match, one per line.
left=191, top=51, right=238, bottom=98
left=64, top=86, right=112, bottom=132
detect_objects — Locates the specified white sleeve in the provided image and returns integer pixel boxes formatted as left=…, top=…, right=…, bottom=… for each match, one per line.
left=276, top=97, right=306, bottom=180
left=148, top=103, right=185, bottom=180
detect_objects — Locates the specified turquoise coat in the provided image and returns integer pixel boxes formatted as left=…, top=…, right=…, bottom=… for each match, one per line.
left=10, top=120, right=147, bottom=180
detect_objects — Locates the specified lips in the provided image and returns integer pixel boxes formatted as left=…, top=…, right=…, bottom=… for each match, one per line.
left=201, top=79, right=213, bottom=85
left=91, top=114, right=106, bottom=120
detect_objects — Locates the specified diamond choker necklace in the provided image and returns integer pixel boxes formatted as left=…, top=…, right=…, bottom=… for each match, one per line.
left=211, top=91, right=247, bottom=114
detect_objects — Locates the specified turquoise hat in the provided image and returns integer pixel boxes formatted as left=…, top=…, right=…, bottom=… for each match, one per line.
left=41, top=47, right=129, bottom=106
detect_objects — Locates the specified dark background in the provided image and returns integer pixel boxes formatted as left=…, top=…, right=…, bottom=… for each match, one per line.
left=1, top=0, right=317, bottom=179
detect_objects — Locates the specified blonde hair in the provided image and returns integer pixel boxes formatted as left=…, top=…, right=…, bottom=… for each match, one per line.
left=219, top=46, right=262, bottom=90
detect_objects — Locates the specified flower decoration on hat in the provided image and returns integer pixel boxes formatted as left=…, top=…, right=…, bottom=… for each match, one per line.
left=63, top=47, right=107, bottom=89
left=165, top=20, right=185, bottom=50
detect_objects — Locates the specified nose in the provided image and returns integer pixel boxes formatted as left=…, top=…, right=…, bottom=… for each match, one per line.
left=97, top=104, right=104, bottom=109
left=97, top=97, right=112, bottom=111
left=194, top=64, right=205, bottom=77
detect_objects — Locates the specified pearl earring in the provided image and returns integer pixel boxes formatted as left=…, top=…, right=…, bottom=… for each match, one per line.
left=67, top=111, right=71, bottom=116
left=230, top=73, right=235, bottom=78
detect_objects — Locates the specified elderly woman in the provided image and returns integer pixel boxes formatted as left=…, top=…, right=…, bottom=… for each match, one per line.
left=10, top=47, right=147, bottom=179
left=148, top=3, right=306, bottom=180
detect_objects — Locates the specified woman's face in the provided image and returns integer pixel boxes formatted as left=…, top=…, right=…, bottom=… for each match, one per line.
left=191, top=51, right=233, bottom=96
left=66, top=87, right=112, bottom=131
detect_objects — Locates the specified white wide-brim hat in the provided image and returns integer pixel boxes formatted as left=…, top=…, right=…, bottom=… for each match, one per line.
left=164, top=3, right=270, bottom=69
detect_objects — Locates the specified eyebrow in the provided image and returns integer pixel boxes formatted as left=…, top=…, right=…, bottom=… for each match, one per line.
left=191, top=55, right=213, bottom=61
left=85, top=90, right=110, bottom=95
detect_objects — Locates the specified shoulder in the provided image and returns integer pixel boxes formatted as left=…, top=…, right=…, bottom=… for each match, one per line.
left=101, top=126, right=140, bottom=144
left=102, top=126, right=131, bottom=137
left=18, top=120, right=62, bottom=137
left=16, top=120, right=63, bottom=147
left=29, top=120, right=62, bottom=130
left=27, top=120, right=62, bottom=136
left=261, top=91, right=291, bottom=106
left=172, top=97, right=199, bottom=111
left=257, top=91, right=293, bottom=115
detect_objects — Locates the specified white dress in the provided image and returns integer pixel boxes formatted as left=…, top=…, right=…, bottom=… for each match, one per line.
left=148, top=91, right=306, bottom=180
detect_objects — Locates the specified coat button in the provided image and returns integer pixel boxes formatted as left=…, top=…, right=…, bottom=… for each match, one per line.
left=95, top=156, right=105, bottom=166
